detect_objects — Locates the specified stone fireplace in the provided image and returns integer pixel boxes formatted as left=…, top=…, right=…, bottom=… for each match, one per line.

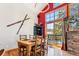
left=67, top=31, right=79, bottom=55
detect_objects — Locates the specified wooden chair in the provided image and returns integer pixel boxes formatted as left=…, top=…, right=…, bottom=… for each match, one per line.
left=0, top=49, right=5, bottom=56
left=35, top=36, right=48, bottom=56
left=29, top=35, right=35, bottom=39
left=31, top=36, right=44, bottom=56
left=20, top=35, right=27, bottom=40
left=18, top=35, right=27, bottom=56
left=42, top=37, right=48, bottom=56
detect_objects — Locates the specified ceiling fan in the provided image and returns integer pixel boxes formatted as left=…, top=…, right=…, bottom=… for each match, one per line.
left=7, top=14, right=30, bottom=34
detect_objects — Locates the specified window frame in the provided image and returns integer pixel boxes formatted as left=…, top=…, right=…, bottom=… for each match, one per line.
left=45, top=6, right=67, bottom=23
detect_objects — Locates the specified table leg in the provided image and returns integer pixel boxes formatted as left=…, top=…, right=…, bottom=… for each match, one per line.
left=27, top=45, right=32, bottom=56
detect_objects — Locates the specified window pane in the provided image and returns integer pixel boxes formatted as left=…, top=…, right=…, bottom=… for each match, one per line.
left=46, top=18, right=49, bottom=22
left=55, top=11, right=59, bottom=16
left=46, top=14, right=50, bottom=19
left=47, top=24, right=51, bottom=29
left=47, top=23, right=54, bottom=29
left=59, top=8, right=66, bottom=18
left=55, top=15, right=58, bottom=20
left=51, top=23, right=54, bottom=29
left=55, top=10, right=59, bottom=20
left=46, top=14, right=50, bottom=22
left=71, top=8, right=76, bottom=16
left=50, top=12, right=54, bottom=21
left=47, top=23, right=54, bottom=35
left=50, top=17, right=54, bottom=21
left=46, top=7, right=66, bottom=22
left=70, top=4, right=79, bottom=16
left=54, top=3, right=62, bottom=8
left=69, top=4, right=79, bottom=31
left=54, top=8, right=66, bottom=20
left=50, top=12, right=54, bottom=17
left=47, top=24, right=49, bottom=29
left=46, top=12, right=54, bottom=22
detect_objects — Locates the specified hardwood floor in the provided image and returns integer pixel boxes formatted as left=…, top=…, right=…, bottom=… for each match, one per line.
left=3, top=48, right=19, bottom=56
left=47, top=46, right=74, bottom=56
left=2, top=46, right=78, bottom=56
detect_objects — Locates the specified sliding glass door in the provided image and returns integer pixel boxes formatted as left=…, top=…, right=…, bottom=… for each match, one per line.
left=54, top=20, right=64, bottom=48
left=47, top=23, right=54, bottom=39
left=47, top=20, right=64, bottom=48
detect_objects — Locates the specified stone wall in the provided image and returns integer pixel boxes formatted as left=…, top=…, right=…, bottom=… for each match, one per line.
left=67, top=31, right=79, bottom=55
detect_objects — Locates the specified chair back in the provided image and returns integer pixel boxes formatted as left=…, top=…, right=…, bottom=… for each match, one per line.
left=19, top=35, right=27, bottom=40
left=29, top=35, right=35, bottom=40
left=35, top=36, right=43, bottom=50
left=36, top=36, right=42, bottom=44
left=0, top=49, right=5, bottom=56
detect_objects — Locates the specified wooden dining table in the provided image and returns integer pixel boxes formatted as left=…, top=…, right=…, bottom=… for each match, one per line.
left=17, top=39, right=36, bottom=56
left=17, top=38, right=45, bottom=56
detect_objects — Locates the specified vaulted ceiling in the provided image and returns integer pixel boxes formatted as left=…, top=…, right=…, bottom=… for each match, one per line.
left=24, top=3, right=48, bottom=16
left=23, top=3, right=47, bottom=15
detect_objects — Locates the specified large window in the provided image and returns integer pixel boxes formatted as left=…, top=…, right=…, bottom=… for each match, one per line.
left=47, top=23, right=54, bottom=30
left=47, top=23, right=54, bottom=34
left=69, top=4, right=79, bottom=31
left=54, top=8, right=66, bottom=20
left=46, top=7, right=66, bottom=22
left=59, top=8, right=66, bottom=18
left=70, top=4, right=79, bottom=16
left=55, top=10, right=59, bottom=20
left=46, top=12, right=54, bottom=22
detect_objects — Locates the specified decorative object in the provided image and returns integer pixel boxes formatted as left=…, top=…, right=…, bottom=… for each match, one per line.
left=7, top=14, right=30, bottom=34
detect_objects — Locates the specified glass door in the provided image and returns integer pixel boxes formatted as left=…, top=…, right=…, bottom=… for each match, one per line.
left=54, top=20, right=64, bottom=48
left=47, top=23, right=55, bottom=44
left=47, top=20, right=64, bottom=48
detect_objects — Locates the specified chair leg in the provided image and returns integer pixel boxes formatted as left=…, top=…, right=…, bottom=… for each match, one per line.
left=18, top=48, right=21, bottom=56
left=35, top=51, right=36, bottom=56
left=18, top=48, right=24, bottom=56
left=23, top=48, right=24, bottom=56
left=40, top=52, right=41, bottom=56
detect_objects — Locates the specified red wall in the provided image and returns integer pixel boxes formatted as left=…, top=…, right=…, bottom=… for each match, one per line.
left=38, top=3, right=69, bottom=38
left=38, top=3, right=53, bottom=38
